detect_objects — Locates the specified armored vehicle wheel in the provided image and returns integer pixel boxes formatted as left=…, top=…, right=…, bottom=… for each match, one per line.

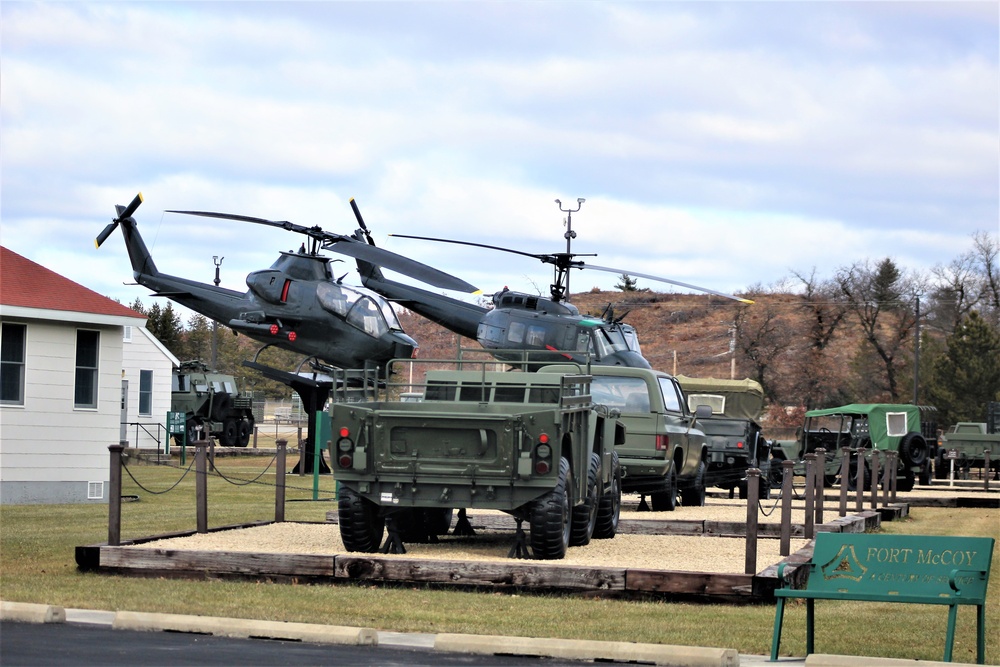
left=570, top=453, right=601, bottom=547
left=186, top=418, right=201, bottom=444
left=918, top=461, right=932, bottom=486
left=594, top=451, right=620, bottom=539
left=237, top=418, right=252, bottom=447
left=220, top=417, right=238, bottom=447
left=529, top=457, right=572, bottom=560
left=899, top=433, right=928, bottom=467
left=338, top=487, right=385, bottom=552
left=767, top=455, right=786, bottom=489
left=650, top=465, right=677, bottom=511
left=680, top=460, right=707, bottom=507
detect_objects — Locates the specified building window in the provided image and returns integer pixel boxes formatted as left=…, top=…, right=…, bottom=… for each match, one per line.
left=123, top=325, right=133, bottom=343
left=139, top=369, right=153, bottom=417
left=1, top=323, right=26, bottom=405
left=75, top=330, right=100, bottom=409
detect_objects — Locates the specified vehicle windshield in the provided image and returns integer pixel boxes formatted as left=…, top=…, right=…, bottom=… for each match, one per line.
left=589, top=376, right=650, bottom=412
left=316, top=283, right=404, bottom=335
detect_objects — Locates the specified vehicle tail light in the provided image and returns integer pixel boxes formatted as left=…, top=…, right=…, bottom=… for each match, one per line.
left=269, top=324, right=279, bottom=335
left=534, top=438, right=553, bottom=475
left=339, top=427, right=350, bottom=438
left=737, top=441, right=745, bottom=449
left=655, top=434, right=669, bottom=451
left=287, top=331, right=297, bottom=342
left=338, top=454, right=353, bottom=468
left=337, top=435, right=354, bottom=468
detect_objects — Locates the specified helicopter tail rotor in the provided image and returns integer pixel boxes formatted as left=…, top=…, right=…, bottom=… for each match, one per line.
left=95, top=192, right=143, bottom=248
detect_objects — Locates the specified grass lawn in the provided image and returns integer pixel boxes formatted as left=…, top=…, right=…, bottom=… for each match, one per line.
left=1, top=455, right=998, bottom=663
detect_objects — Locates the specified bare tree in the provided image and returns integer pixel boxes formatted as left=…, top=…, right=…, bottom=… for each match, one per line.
left=790, top=269, right=850, bottom=408
left=972, top=230, right=1000, bottom=328
left=836, top=258, right=925, bottom=401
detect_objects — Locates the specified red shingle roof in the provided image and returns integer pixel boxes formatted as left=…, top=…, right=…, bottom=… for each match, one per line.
left=0, top=246, right=143, bottom=319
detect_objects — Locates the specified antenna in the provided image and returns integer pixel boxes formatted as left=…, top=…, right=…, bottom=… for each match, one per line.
left=554, top=197, right=585, bottom=301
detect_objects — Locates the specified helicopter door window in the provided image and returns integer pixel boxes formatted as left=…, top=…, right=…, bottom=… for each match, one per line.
left=507, top=321, right=526, bottom=344
left=526, top=325, right=546, bottom=347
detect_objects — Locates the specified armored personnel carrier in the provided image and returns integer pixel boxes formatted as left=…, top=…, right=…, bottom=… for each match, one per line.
left=171, top=361, right=255, bottom=447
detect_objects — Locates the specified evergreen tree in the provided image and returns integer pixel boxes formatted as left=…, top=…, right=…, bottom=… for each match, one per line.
left=616, top=274, right=639, bottom=292
left=926, top=311, right=1000, bottom=425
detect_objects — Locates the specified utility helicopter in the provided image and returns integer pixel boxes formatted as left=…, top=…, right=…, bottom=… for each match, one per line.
left=95, top=193, right=479, bottom=375
left=349, top=199, right=754, bottom=369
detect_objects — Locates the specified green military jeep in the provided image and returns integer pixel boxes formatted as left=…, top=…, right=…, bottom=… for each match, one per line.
left=771, top=403, right=936, bottom=491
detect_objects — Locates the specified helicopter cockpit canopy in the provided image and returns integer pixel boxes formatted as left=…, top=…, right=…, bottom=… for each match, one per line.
left=316, top=282, right=403, bottom=338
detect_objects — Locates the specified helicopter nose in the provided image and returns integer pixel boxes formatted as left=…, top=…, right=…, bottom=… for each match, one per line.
left=389, top=332, right=418, bottom=360
left=603, top=350, right=652, bottom=368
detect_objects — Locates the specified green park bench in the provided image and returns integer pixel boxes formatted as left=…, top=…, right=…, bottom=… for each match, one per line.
left=770, top=532, right=994, bottom=663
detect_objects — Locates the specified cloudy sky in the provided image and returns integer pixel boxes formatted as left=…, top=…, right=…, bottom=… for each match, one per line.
left=2, top=2, right=997, bottom=320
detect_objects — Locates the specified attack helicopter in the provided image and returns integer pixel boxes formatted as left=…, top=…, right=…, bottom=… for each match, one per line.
left=350, top=199, right=753, bottom=369
left=95, top=193, right=479, bottom=375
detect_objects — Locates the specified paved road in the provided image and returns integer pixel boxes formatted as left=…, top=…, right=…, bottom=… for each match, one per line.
left=0, top=621, right=590, bottom=667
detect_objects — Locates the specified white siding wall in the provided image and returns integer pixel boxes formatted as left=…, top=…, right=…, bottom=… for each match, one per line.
left=0, top=319, right=124, bottom=503
left=121, top=327, right=176, bottom=450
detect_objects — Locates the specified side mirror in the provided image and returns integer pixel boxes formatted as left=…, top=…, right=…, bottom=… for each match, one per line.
left=694, top=404, right=713, bottom=420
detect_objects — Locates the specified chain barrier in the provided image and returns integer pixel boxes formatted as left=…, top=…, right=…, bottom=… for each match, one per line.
left=121, top=452, right=330, bottom=495
left=210, top=452, right=280, bottom=487
left=757, top=490, right=783, bottom=517
left=122, top=457, right=195, bottom=495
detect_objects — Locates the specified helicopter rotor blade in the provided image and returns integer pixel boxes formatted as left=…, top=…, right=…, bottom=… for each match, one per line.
left=327, top=242, right=479, bottom=293
left=96, top=192, right=144, bottom=248
left=586, top=264, right=755, bottom=304
left=349, top=198, right=375, bottom=246
left=167, top=210, right=478, bottom=293
left=390, top=234, right=551, bottom=262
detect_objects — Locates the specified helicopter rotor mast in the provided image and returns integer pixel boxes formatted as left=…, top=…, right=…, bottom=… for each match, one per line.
left=555, top=197, right=585, bottom=302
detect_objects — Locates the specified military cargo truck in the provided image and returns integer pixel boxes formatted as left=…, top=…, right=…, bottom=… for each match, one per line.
left=172, top=361, right=255, bottom=447
left=331, top=366, right=625, bottom=560
left=771, top=403, right=937, bottom=492
left=676, top=375, right=770, bottom=499
left=936, top=413, right=1000, bottom=480
left=538, top=365, right=710, bottom=511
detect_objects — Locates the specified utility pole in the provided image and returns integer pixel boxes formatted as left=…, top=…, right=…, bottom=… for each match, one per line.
left=913, top=294, right=921, bottom=404
left=211, top=256, right=223, bottom=368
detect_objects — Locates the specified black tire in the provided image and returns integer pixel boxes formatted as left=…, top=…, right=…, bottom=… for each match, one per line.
left=220, top=417, right=238, bottom=447
left=594, top=451, right=620, bottom=539
left=918, top=461, right=931, bottom=486
left=767, top=455, right=786, bottom=489
left=897, top=469, right=915, bottom=492
left=680, top=460, right=707, bottom=507
left=934, top=451, right=948, bottom=480
left=529, top=457, right=572, bottom=560
left=847, top=456, right=871, bottom=491
left=236, top=418, right=252, bottom=447
left=899, top=433, right=928, bottom=467
left=570, top=453, right=601, bottom=547
left=338, top=486, right=385, bottom=552
left=185, top=418, right=201, bottom=444
left=650, top=464, right=677, bottom=511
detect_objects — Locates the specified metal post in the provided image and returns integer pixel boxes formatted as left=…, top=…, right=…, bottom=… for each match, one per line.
left=275, top=439, right=287, bottom=523
left=253, top=425, right=258, bottom=449
left=195, top=440, right=208, bottom=534
left=108, top=444, right=124, bottom=547
left=780, top=460, right=794, bottom=557
left=745, top=468, right=760, bottom=575
left=804, top=453, right=816, bottom=540
left=870, top=451, right=880, bottom=510
left=839, top=447, right=850, bottom=517
left=814, top=448, right=826, bottom=528
left=884, top=451, right=894, bottom=505
left=984, top=450, right=991, bottom=492
left=855, top=450, right=864, bottom=513
left=297, top=426, right=305, bottom=476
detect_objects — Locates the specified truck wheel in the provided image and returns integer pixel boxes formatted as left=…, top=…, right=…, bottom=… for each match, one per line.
left=767, top=455, right=785, bottom=489
left=221, top=418, right=238, bottom=447
left=918, top=461, right=931, bottom=486
left=529, top=457, right=572, bottom=560
left=899, top=433, right=928, bottom=467
left=934, top=451, right=948, bottom=480
left=650, top=465, right=677, bottom=511
left=680, top=460, right=707, bottom=507
left=338, top=487, right=385, bottom=552
left=847, top=456, right=871, bottom=491
left=236, top=418, right=252, bottom=447
left=897, top=469, right=915, bottom=492
left=594, top=451, right=620, bottom=539
left=570, top=453, right=601, bottom=547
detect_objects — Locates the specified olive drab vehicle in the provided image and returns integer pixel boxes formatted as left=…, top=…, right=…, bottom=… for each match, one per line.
left=676, top=375, right=771, bottom=499
left=172, top=361, right=255, bottom=447
left=331, top=359, right=625, bottom=560
left=770, top=404, right=937, bottom=492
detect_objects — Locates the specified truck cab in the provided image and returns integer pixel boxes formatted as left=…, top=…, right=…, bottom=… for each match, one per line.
left=538, top=364, right=709, bottom=510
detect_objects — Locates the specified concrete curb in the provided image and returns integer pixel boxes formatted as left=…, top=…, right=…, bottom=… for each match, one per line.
left=111, top=610, right=378, bottom=646
left=435, top=633, right=739, bottom=667
left=805, top=654, right=979, bottom=667
left=0, top=601, right=66, bottom=624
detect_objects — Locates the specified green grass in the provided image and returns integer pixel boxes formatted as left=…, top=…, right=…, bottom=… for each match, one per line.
left=1, top=455, right=998, bottom=662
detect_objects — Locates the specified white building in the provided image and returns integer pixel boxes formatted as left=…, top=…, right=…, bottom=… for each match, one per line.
left=0, top=247, right=149, bottom=504
left=121, top=325, right=180, bottom=450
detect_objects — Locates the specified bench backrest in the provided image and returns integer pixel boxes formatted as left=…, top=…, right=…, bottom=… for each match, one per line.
left=805, top=533, right=994, bottom=603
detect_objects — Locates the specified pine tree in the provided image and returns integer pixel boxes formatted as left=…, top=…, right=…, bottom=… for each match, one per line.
left=926, top=311, right=1000, bottom=425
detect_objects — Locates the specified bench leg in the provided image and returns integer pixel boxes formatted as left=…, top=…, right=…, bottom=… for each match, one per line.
left=770, top=597, right=785, bottom=661
left=977, top=603, right=985, bottom=664
left=806, top=598, right=815, bottom=656
left=944, top=603, right=958, bottom=662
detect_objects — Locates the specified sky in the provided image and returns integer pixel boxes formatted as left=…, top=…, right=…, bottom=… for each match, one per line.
left=2, top=1, right=998, bottom=324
